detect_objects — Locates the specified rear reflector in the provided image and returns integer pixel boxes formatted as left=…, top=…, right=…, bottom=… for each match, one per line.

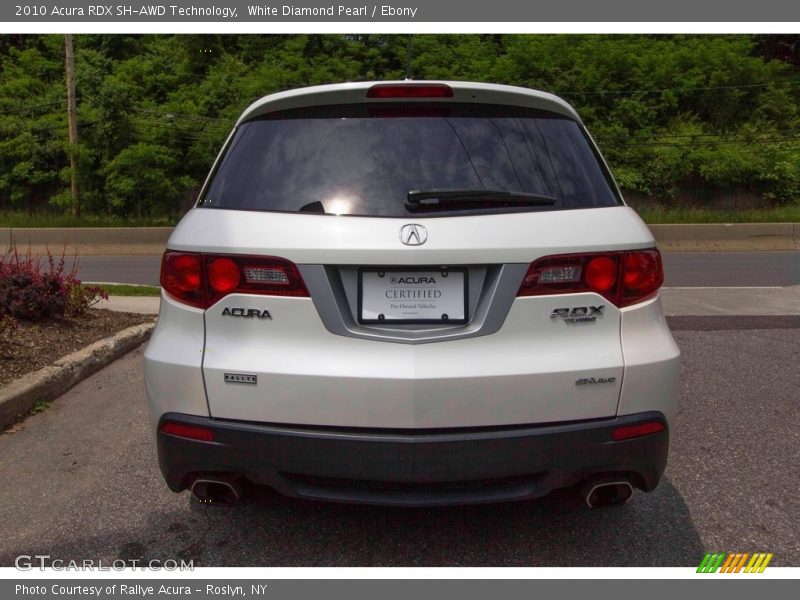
left=612, top=421, right=665, bottom=441
left=160, top=422, right=215, bottom=442
left=367, top=83, right=454, bottom=98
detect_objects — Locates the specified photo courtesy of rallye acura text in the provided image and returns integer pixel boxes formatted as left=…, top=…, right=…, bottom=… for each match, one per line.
left=144, top=81, right=680, bottom=509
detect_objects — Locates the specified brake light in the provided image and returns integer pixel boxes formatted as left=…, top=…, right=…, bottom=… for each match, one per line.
left=612, top=421, right=665, bottom=441
left=517, top=249, right=663, bottom=308
left=585, top=256, right=617, bottom=292
left=207, top=258, right=240, bottom=293
left=161, top=252, right=309, bottom=309
left=366, top=83, right=454, bottom=98
left=160, top=421, right=215, bottom=442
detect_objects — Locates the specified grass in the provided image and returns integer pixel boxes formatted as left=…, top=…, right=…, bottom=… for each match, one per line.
left=96, top=284, right=161, bottom=297
left=633, top=205, right=800, bottom=224
left=30, top=400, right=50, bottom=415
left=1, top=211, right=176, bottom=228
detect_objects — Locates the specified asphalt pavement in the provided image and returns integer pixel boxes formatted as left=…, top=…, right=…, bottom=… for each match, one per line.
left=0, top=317, right=797, bottom=567
left=661, top=251, right=799, bottom=287
left=67, top=251, right=800, bottom=288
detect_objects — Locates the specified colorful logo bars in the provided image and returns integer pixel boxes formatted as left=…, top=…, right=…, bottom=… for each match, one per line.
left=697, top=552, right=773, bottom=573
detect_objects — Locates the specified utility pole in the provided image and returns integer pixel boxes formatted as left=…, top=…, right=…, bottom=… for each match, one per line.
left=65, top=34, right=79, bottom=217
left=405, top=35, right=413, bottom=79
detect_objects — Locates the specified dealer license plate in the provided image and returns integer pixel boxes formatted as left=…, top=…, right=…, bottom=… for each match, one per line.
left=359, top=268, right=467, bottom=324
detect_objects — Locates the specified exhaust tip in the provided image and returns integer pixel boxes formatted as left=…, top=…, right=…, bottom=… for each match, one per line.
left=582, top=479, right=634, bottom=509
left=191, top=475, right=242, bottom=505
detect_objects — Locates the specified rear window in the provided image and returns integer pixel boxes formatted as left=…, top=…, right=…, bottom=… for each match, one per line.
left=199, top=103, right=620, bottom=217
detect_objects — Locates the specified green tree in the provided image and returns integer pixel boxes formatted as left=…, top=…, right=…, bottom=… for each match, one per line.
left=1, top=34, right=798, bottom=216
left=104, top=143, right=188, bottom=217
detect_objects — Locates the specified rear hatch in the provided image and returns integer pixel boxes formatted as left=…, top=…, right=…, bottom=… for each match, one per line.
left=167, top=85, right=657, bottom=428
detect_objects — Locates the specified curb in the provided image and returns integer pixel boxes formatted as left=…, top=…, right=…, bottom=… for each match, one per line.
left=0, top=322, right=155, bottom=430
left=648, top=223, right=800, bottom=251
left=4, top=227, right=171, bottom=256
left=4, top=223, right=800, bottom=254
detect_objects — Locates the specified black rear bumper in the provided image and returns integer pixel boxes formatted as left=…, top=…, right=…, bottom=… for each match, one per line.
left=157, top=412, right=669, bottom=506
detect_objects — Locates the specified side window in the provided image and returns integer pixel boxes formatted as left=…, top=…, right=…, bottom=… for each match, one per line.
left=534, top=120, right=616, bottom=209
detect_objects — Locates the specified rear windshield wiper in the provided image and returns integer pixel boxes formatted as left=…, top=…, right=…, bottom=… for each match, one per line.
left=405, top=189, right=556, bottom=212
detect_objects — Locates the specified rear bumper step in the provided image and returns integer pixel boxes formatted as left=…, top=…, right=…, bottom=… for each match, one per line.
left=157, top=411, right=669, bottom=507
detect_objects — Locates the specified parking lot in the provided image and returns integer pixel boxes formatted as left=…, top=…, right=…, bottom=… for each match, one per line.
left=0, top=315, right=797, bottom=567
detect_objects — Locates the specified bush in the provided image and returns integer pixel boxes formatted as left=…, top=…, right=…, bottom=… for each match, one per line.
left=68, top=282, right=109, bottom=317
left=0, top=247, right=108, bottom=321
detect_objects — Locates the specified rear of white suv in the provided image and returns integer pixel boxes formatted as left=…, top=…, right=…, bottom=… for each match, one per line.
left=144, top=81, right=680, bottom=508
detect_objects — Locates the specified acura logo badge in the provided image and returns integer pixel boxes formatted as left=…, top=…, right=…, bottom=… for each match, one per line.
left=400, top=224, right=427, bottom=246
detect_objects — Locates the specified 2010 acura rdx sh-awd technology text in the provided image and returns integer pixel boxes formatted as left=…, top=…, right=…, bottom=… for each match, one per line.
left=144, top=81, right=680, bottom=509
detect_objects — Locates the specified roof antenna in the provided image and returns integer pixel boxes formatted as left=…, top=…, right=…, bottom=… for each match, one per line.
left=405, top=35, right=413, bottom=80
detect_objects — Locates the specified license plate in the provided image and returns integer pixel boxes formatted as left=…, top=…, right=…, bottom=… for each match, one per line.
left=359, top=268, right=467, bottom=324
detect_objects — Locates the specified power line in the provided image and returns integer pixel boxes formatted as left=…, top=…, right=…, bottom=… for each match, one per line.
left=2, top=100, right=64, bottom=114
left=556, top=80, right=800, bottom=97
left=129, top=118, right=229, bottom=142
left=131, top=117, right=230, bottom=134
left=594, top=128, right=800, bottom=146
left=600, top=136, right=800, bottom=148
left=131, top=115, right=228, bottom=129
left=132, top=108, right=232, bottom=123
left=594, top=126, right=800, bottom=141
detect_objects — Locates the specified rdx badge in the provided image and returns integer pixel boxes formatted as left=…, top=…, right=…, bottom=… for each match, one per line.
left=221, top=307, right=272, bottom=320
left=551, top=305, right=604, bottom=323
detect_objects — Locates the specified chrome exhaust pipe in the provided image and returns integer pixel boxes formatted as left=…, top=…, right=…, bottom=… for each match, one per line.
left=581, top=478, right=634, bottom=509
left=191, top=475, right=242, bottom=505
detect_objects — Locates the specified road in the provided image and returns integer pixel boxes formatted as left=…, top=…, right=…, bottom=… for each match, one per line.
left=63, top=251, right=800, bottom=288
left=662, top=251, right=799, bottom=287
left=0, top=316, right=797, bottom=567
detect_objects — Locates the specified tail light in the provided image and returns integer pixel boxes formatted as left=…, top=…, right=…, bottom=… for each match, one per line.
left=161, top=252, right=309, bottom=309
left=517, top=249, right=663, bottom=308
left=366, top=83, right=454, bottom=98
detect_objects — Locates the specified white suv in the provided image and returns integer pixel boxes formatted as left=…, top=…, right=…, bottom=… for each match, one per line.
left=144, top=81, right=680, bottom=509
